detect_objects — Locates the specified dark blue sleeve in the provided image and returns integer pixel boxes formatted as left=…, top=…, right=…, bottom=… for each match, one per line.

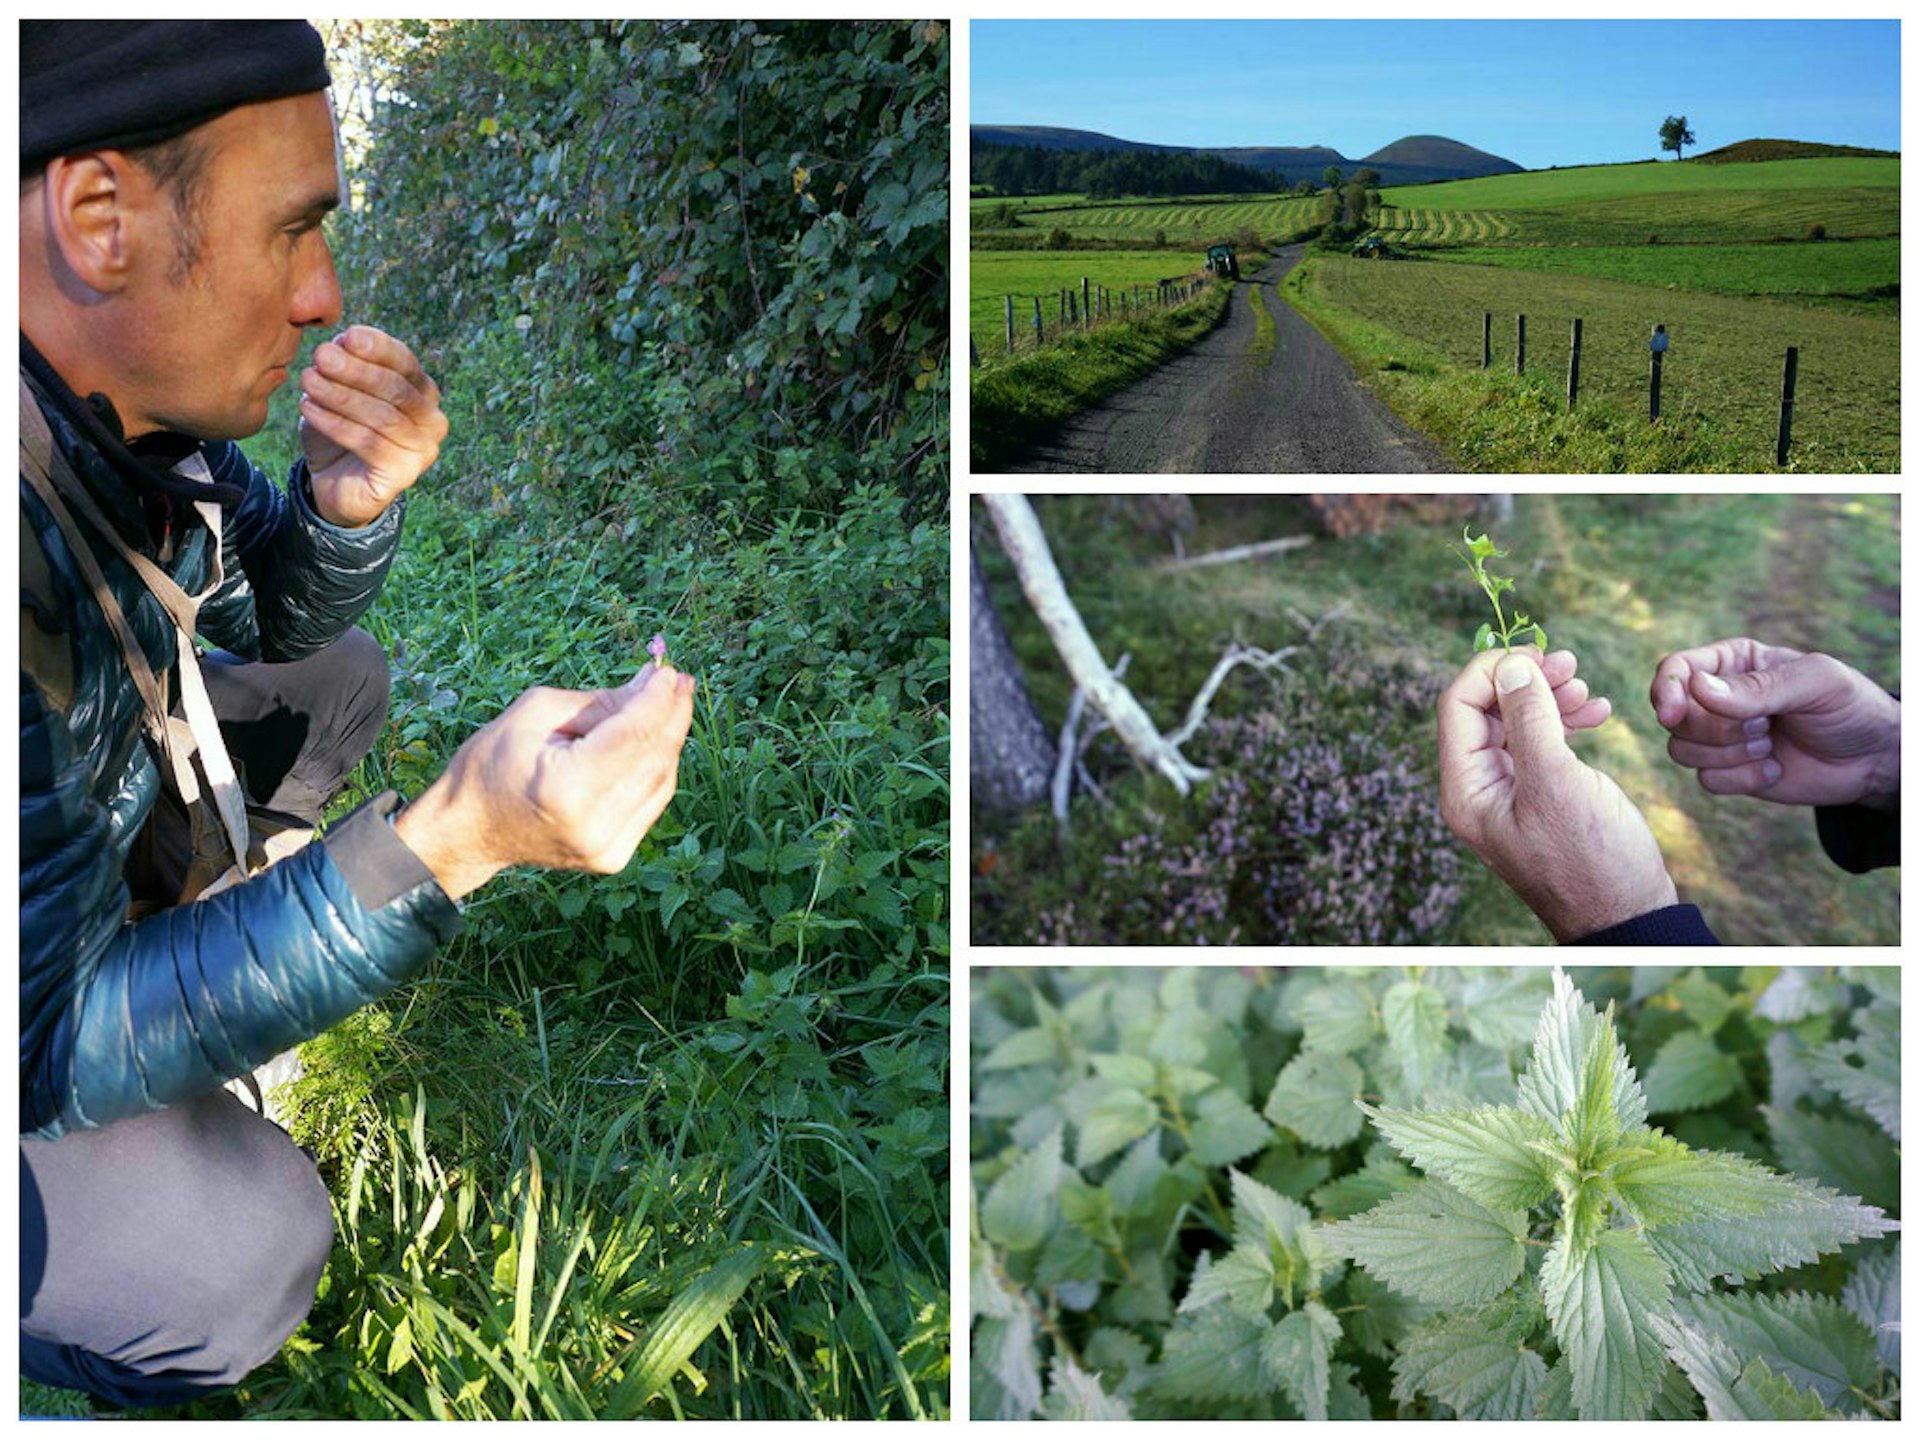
left=1566, top=904, right=1720, bottom=946
left=1815, top=801, right=1899, bottom=874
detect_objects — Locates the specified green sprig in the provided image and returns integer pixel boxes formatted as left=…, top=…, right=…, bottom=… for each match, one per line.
left=1451, top=526, right=1546, bottom=654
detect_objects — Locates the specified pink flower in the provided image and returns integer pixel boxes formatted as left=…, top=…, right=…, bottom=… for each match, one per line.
left=648, top=633, right=668, bottom=665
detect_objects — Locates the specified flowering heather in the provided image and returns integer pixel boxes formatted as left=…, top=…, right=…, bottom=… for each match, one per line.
left=1039, top=658, right=1462, bottom=945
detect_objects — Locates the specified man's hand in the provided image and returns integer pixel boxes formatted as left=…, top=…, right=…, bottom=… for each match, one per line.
left=1651, top=638, right=1899, bottom=812
left=1439, top=647, right=1676, bottom=942
left=299, top=325, right=449, bottom=528
left=395, top=664, right=697, bottom=901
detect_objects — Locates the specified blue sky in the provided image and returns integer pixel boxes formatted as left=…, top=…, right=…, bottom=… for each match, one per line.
left=971, top=20, right=1900, bottom=169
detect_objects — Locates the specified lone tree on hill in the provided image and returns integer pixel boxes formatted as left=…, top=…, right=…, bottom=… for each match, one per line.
left=1322, top=164, right=1343, bottom=190
left=1659, top=114, right=1696, bottom=161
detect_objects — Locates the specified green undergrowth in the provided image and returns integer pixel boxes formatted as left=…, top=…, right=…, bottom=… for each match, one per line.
left=970, top=281, right=1231, bottom=469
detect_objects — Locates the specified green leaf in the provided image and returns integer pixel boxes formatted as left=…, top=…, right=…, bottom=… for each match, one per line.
left=1472, top=622, right=1496, bottom=652
left=1668, top=968, right=1735, bottom=1033
left=1363, top=1104, right=1558, bottom=1210
left=1153, top=1307, right=1272, bottom=1404
left=1641, top=1165, right=1895, bottom=1289
left=1382, top=979, right=1451, bottom=1088
left=1841, top=1240, right=1900, bottom=1377
left=1327, top=1362, right=1372, bottom=1420
left=1642, top=1029, right=1739, bottom=1114
left=1323, top=1178, right=1529, bottom=1305
left=1517, top=970, right=1647, bottom=1144
left=1606, top=1128, right=1799, bottom=1226
left=1673, top=1292, right=1879, bottom=1409
left=1296, top=979, right=1377, bottom=1055
left=1229, top=1168, right=1312, bottom=1255
left=972, top=1312, right=1043, bottom=1420
left=979, top=1026, right=1059, bottom=1072
left=1752, top=966, right=1849, bottom=1023
left=607, top=1246, right=765, bottom=1414
left=981, top=1128, right=1063, bottom=1251
left=1341, top=1266, right=1438, bottom=1359
left=1077, top=1088, right=1158, bottom=1169
left=1392, top=1313, right=1549, bottom=1421
left=1805, top=1007, right=1900, bottom=1139
left=1540, top=1227, right=1672, bottom=1421
left=1262, top=1300, right=1341, bottom=1420
left=1263, top=1050, right=1365, bottom=1147
left=1459, top=971, right=1552, bottom=1051
left=1040, top=1355, right=1132, bottom=1420
left=1764, top=1103, right=1900, bottom=1210
left=1311, top=1148, right=1414, bottom=1220
left=1653, top=1313, right=1831, bottom=1421
left=1188, top=1087, right=1273, bottom=1167
left=1179, top=1245, right=1275, bottom=1317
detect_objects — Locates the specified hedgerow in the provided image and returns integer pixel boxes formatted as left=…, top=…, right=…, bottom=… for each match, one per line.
left=971, top=966, right=1898, bottom=1420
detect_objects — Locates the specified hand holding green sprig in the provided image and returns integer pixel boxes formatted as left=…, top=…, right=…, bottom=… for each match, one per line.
left=1453, top=527, right=1546, bottom=654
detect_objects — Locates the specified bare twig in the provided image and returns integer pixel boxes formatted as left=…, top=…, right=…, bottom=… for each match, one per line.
left=1164, top=643, right=1297, bottom=750
left=1053, top=654, right=1129, bottom=836
left=1162, top=534, right=1312, bottom=572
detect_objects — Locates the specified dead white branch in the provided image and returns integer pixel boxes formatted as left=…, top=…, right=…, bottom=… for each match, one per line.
left=1054, top=653, right=1129, bottom=834
left=1163, top=534, right=1312, bottom=571
left=1164, top=643, right=1297, bottom=750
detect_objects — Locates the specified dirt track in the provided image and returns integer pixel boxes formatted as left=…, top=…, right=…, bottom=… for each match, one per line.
left=1005, top=248, right=1450, bottom=474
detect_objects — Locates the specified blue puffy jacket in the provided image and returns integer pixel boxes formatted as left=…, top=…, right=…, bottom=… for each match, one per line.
left=20, top=367, right=461, bottom=1138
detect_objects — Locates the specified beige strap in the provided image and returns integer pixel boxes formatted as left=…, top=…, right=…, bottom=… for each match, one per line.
left=18, top=376, right=250, bottom=875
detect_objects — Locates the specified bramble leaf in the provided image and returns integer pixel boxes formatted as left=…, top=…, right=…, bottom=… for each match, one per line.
left=1540, top=1226, right=1672, bottom=1421
left=1517, top=970, right=1646, bottom=1147
left=1642, top=1029, right=1739, bottom=1114
left=1392, top=1312, right=1549, bottom=1421
left=1323, top=1178, right=1529, bottom=1305
left=1672, top=1291, right=1879, bottom=1409
left=981, top=1128, right=1063, bottom=1251
left=1263, top=1050, right=1365, bottom=1147
left=1363, top=1104, right=1558, bottom=1210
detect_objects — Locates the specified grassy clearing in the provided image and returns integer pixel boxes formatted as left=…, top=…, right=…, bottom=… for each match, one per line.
left=970, top=280, right=1232, bottom=469
left=1380, top=156, right=1900, bottom=210
left=1438, top=238, right=1900, bottom=315
left=1285, top=253, right=1897, bottom=472
left=969, top=250, right=1204, bottom=358
left=972, top=493, right=1899, bottom=948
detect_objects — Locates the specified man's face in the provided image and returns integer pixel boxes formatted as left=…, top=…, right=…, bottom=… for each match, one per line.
left=121, top=90, right=344, bottom=441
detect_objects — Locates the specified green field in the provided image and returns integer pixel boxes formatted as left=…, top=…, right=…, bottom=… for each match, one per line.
left=1379, top=156, right=1900, bottom=210
left=970, top=250, right=1207, bottom=356
left=1296, top=254, right=1898, bottom=470
left=972, top=192, right=1321, bottom=246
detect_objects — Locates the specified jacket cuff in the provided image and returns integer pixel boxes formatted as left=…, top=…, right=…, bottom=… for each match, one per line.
left=289, top=456, right=407, bottom=540
left=1566, top=904, right=1720, bottom=946
left=1815, top=799, right=1901, bottom=874
left=323, top=790, right=457, bottom=919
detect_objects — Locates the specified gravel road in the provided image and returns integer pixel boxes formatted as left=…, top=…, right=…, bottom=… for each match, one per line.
left=1004, top=248, right=1450, bottom=474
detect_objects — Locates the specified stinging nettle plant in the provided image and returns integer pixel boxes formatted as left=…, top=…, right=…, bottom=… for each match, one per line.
left=1452, top=527, right=1546, bottom=654
left=1324, top=969, right=1898, bottom=1421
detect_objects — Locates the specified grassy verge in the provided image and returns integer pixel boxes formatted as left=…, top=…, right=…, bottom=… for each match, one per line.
left=1279, top=255, right=1897, bottom=472
left=970, top=279, right=1232, bottom=469
left=1246, top=278, right=1277, bottom=359
left=972, top=493, right=1899, bottom=948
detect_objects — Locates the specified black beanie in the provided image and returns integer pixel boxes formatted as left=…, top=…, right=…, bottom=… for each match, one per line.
left=21, top=21, right=331, bottom=172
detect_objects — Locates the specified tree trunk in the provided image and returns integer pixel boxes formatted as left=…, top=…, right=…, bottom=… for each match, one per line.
left=969, top=540, right=1056, bottom=815
left=982, top=495, right=1210, bottom=795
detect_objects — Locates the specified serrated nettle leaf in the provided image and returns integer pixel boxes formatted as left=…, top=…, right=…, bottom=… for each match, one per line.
left=1077, top=1087, right=1160, bottom=1169
left=1805, top=1006, right=1900, bottom=1140
left=1083, top=1327, right=1153, bottom=1396
left=979, top=1024, right=1061, bottom=1071
left=1152, top=1306, right=1274, bottom=1403
left=1103, top=1133, right=1170, bottom=1218
left=1040, top=1354, right=1132, bottom=1421
left=1058, top=1177, right=1119, bottom=1248
left=1263, top=1049, right=1366, bottom=1147
left=1364, top=1103, right=1559, bottom=1210
left=970, top=1239, right=1020, bottom=1322
left=972, top=1311, right=1043, bottom=1420
left=1188, top=1087, right=1274, bottom=1168
left=1107, top=1246, right=1175, bottom=1326
left=1311, top=1149, right=1416, bottom=1220
left=1429, top=1040, right=1525, bottom=1108
left=1673, top=1291, right=1879, bottom=1408
left=1147, top=1003, right=1210, bottom=1068
left=1534, top=1356, right=1577, bottom=1420
left=1651, top=1313, right=1831, bottom=1421
left=1296, top=979, right=1378, bottom=1055
left=1764, top=1027, right=1821, bottom=1112
left=1648, top=1352, right=1706, bottom=1420
left=1229, top=1168, right=1312, bottom=1256
left=1459, top=971, right=1553, bottom=1051
left=1392, top=1312, right=1549, bottom=1421
left=1518, top=969, right=1647, bottom=1142
left=1753, top=966, right=1847, bottom=1024
left=1088, top=1051, right=1156, bottom=1091
left=1841, top=1240, right=1899, bottom=1377
left=1327, top=1361, right=1372, bottom=1420
left=1383, top=979, right=1452, bottom=1089
left=1605, top=1128, right=1807, bottom=1227
left=1642, top=1028, right=1740, bottom=1115
left=1323, top=1178, right=1529, bottom=1305
left=1565, top=1016, right=1630, bottom=1160
left=981, top=1128, right=1064, bottom=1251
left=1247, top=1134, right=1331, bottom=1203
left=1764, top=1103, right=1899, bottom=1210
left=1642, top=1168, right=1895, bottom=1290
left=1262, top=1299, right=1342, bottom=1420
left=1341, top=1267, right=1438, bottom=1359
left=1540, top=1226, right=1673, bottom=1421
left=1178, top=1244, right=1276, bottom=1317
left=1667, top=967, right=1735, bottom=1034
left=1035, top=1223, right=1108, bottom=1293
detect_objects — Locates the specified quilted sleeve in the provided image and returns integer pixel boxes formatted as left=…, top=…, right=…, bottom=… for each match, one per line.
left=197, top=444, right=405, bottom=663
left=20, top=671, right=460, bottom=1139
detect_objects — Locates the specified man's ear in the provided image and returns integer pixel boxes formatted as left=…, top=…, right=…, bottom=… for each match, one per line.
left=39, top=152, right=148, bottom=295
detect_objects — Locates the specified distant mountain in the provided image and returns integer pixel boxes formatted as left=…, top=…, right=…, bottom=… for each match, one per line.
left=971, top=125, right=1521, bottom=186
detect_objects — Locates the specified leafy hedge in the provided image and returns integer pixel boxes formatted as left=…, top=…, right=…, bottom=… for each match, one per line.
left=971, top=967, right=1899, bottom=1420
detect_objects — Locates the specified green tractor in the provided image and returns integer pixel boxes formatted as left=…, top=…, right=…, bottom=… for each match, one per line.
left=1351, top=234, right=1397, bottom=260
left=1204, top=242, right=1240, bottom=281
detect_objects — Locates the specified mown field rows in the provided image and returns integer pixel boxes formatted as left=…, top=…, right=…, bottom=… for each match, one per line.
left=1300, top=255, right=1899, bottom=470
left=1378, top=155, right=1900, bottom=210
left=971, top=193, right=1320, bottom=245
left=970, top=250, right=1211, bottom=356
left=1374, top=207, right=1516, bottom=243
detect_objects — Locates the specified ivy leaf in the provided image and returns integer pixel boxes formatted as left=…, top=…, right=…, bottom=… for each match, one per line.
left=1263, top=1050, right=1365, bottom=1147
left=1672, top=1292, right=1879, bottom=1409
left=1362, top=1103, right=1558, bottom=1210
left=1382, top=979, right=1452, bottom=1089
left=981, top=1128, right=1063, bottom=1251
left=1804, top=1007, right=1900, bottom=1139
left=1653, top=1313, right=1832, bottom=1421
left=1642, top=1029, right=1739, bottom=1114
left=1188, top=1087, right=1274, bottom=1167
left=1262, top=1299, right=1341, bottom=1420
left=1517, top=970, right=1647, bottom=1143
left=1039, top=1355, right=1132, bottom=1421
left=1392, top=1312, right=1549, bottom=1421
left=1841, top=1241, right=1900, bottom=1377
left=1323, top=1178, right=1529, bottom=1305
left=1540, top=1226, right=1673, bottom=1421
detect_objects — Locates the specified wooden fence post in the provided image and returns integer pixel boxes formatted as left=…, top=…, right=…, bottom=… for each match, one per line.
left=969, top=334, right=980, bottom=368
left=1082, top=276, right=1091, bottom=327
left=1567, top=317, right=1583, bottom=408
left=1649, top=323, right=1666, bottom=421
left=1032, top=295, right=1043, bottom=347
left=1004, top=295, right=1014, bottom=353
left=1483, top=312, right=1492, bottom=369
left=1777, top=346, right=1799, bottom=466
left=1515, top=315, right=1526, bottom=376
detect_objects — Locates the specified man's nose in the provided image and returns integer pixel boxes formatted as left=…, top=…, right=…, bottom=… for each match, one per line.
left=293, top=233, right=343, bottom=331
